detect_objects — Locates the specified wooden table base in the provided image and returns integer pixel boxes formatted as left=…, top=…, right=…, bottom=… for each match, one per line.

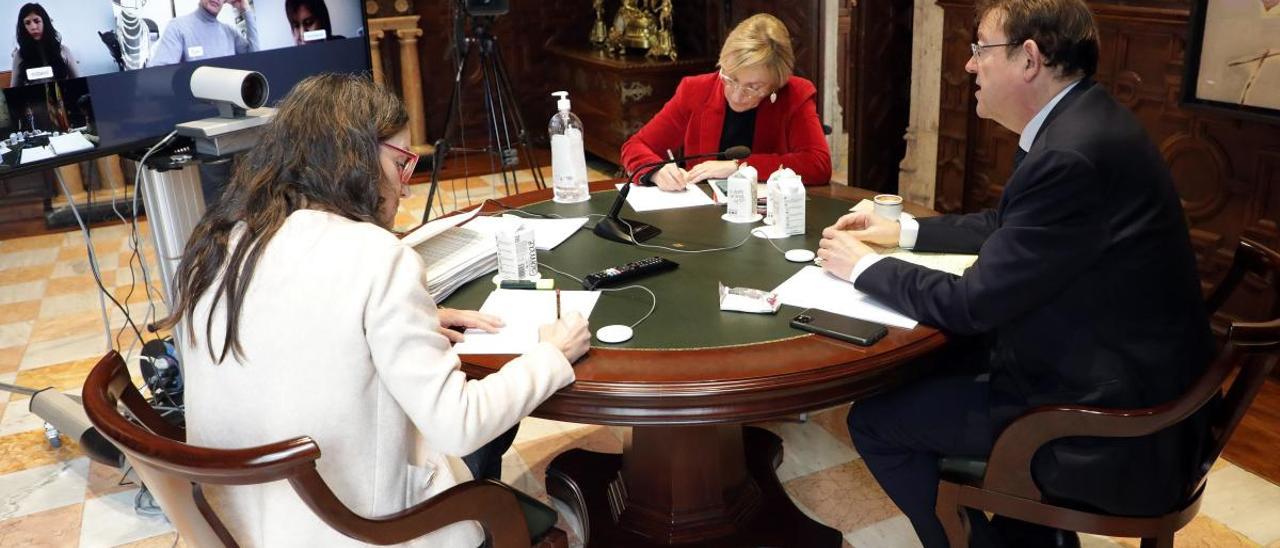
left=546, top=425, right=843, bottom=547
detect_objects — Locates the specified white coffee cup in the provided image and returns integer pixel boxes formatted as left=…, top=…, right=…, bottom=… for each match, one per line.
left=873, top=194, right=904, bottom=220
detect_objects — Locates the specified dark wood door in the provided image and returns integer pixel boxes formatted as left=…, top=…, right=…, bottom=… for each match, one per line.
left=845, top=0, right=914, bottom=192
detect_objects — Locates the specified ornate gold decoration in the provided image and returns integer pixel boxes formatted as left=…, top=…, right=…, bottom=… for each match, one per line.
left=601, top=0, right=677, bottom=61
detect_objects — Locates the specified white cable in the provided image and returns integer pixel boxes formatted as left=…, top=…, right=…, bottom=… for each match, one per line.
left=539, top=262, right=657, bottom=330
left=53, top=169, right=114, bottom=352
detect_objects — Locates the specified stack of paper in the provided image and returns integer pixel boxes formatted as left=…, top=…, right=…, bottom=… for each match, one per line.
left=47, top=132, right=94, bottom=155
left=465, top=215, right=588, bottom=250
left=772, top=266, right=918, bottom=329
left=402, top=207, right=497, bottom=303
left=19, top=146, right=54, bottom=164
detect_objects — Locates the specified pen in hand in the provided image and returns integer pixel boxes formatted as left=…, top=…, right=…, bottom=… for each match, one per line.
left=556, top=288, right=562, bottom=320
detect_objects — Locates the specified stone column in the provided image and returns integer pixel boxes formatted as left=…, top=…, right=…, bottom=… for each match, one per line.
left=370, top=31, right=385, bottom=85
left=898, top=0, right=945, bottom=207
left=396, top=28, right=428, bottom=156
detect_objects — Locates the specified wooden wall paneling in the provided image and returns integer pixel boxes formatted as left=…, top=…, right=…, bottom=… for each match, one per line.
left=933, top=0, right=1280, bottom=330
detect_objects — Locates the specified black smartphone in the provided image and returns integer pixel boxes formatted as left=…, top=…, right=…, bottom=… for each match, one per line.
left=790, top=308, right=888, bottom=346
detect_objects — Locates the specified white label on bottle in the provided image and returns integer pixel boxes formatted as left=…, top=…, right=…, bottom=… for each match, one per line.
left=25, top=66, right=53, bottom=81
left=303, top=29, right=328, bottom=42
left=187, top=46, right=205, bottom=59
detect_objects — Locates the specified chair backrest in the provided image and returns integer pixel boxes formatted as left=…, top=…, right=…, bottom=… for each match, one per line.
left=1193, top=237, right=1280, bottom=481
left=82, top=351, right=531, bottom=547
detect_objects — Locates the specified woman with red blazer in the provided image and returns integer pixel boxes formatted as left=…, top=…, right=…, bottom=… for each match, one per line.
left=620, top=13, right=832, bottom=190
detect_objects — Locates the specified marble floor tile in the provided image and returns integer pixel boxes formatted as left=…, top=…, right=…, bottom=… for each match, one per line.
left=0, top=248, right=60, bottom=269
left=783, top=459, right=900, bottom=534
left=0, top=458, right=89, bottom=521
left=0, top=501, right=83, bottom=547
left=0, top=301, right=41, bottom=325
left=500, top=449, right=546, bottom=502
left=85, top=460, right=138, bottom=500
left=1199, top=463, right=1280, bottom=544
left=808, top=403, right=855, bottom=449
left=117, top=531, right=187, bottom=548
left=37, top=290, right=113, bottom=322
left=0, top=281, right=47, bottom=306
left=0, top=347, right=21, bottom=375
left=0, top=233, right=63, bottom=253
left=0, top=396, right=49, bottom=437
left=0, top=428, right=83, bottom=476
left=0, top=321, right=32, bottom=349
left=19, top=331, right=109, bottom=371
left=28, top=311, right=112, bottom=347
left=843, top=514, right=923, bottom=548
left=51, top=254, right=122, bottom=280
left=0, top=372, right=12, bottom=422
left=44, top=273, right=115, bottom=298
left=0, top=264, right=55, bottom=286
left=1081, top=533, right=1127, bottom=547
left=512, top=417, right=591, bottom=446
left=756, top=421, right=859, bottom=482
left=78, top=488, right=173, bottom=548
left=12, top=357, right=99, bottom=401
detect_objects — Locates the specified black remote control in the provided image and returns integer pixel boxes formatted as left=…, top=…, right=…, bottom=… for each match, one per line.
left=581, top=257, right=679, bottom=290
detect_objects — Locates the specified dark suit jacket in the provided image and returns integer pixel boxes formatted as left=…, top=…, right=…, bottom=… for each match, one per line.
left=856, top=79, right=1214, bottom=515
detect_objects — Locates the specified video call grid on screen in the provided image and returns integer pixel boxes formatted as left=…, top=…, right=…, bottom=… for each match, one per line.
left=0, top=0, right=369, bottom=176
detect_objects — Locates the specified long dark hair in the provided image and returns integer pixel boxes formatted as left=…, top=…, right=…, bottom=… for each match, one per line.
left=158, top=73, right=408, bottom=363
left=15, top=4, right=69, bottom=81
left=286, top=0, right=334, bottom=39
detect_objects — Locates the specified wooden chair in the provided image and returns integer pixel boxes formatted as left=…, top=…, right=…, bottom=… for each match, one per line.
left=935, top=237, right=1280, bottom=548
left=82, top=350, right=568, bottom=548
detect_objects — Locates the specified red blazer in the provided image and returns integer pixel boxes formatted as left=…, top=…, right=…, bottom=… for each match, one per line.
left=620, top=72, right=831, bottom=185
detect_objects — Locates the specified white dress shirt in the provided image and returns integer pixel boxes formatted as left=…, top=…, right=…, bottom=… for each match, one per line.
left=846, top=80, right=1082, bottom=284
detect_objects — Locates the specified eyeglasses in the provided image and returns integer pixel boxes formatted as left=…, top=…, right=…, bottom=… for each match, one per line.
left=719, top=70, right=769, bottom=99
left=381, top=142, right=419, bottom=186
left=970, top=41, right=1021, bottom=59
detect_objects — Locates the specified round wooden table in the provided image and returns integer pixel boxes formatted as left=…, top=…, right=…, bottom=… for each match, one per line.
left=445, top=181, right=945, bottom=547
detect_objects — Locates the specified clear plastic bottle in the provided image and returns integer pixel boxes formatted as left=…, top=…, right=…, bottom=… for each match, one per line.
left=549, top=91, right=590, bottom=203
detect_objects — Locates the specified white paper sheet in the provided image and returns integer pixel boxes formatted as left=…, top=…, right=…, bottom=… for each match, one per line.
left=453, top=289, right=602, bottom=354
left=401, top=206, right=485, bottom=248
left=772, top=266, right=918, bottom=329
left=19, top=146, right=54, bottom=164
left=47, top=132, right=94, bottom=155
left=616, top=183, right=715, bottom=212
left=465, top=215, right=589, bottom=250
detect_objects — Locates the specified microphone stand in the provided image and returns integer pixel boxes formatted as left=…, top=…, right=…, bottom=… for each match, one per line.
left=593, top=146, right=750, bottom=245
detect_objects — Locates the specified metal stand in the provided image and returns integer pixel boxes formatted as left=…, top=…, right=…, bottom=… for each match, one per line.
left=425, top=11, right=544, bottom=222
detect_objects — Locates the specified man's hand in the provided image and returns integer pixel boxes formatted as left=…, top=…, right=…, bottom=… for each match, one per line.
left=651, top=163, right=689, bottom=192
left=229, top=0, right=250, bottom=12
left=825, top=211, right=901, bottom=247
left=818, top=228, right=876, bottom=280
left=686, top=160, right=739, bottom=184
left=539, top=312, right=591, bottom=363
left=436, top=308, right=504, bottom=344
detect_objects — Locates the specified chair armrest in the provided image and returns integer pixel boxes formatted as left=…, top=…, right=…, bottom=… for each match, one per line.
left=291, top=473, right=530, bottom=547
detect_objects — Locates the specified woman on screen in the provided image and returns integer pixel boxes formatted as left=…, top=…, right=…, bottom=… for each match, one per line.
left=160, top=73, right=589, bottom=546
left=286, top=0, right=344, bottom=45
left=10, top=3, right=79, bottom=88
left=620, top=13, right=831, bottom=190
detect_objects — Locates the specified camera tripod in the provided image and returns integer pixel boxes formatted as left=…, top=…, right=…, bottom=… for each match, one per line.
left=424, top=11, right=545, bottom=222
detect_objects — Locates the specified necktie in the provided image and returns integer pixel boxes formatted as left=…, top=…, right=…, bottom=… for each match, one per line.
left=1013, top=147, right=1027, bottom=171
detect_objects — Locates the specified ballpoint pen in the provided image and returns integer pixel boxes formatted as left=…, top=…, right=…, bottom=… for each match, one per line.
left=555, top=288, right=562, bottom=319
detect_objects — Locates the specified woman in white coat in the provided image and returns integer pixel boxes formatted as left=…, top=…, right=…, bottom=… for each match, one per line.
left=159, top=73, right=591, bottom=547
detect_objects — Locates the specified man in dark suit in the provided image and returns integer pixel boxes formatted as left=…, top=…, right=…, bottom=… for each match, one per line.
left=816, top=1, right=1214, bottom=546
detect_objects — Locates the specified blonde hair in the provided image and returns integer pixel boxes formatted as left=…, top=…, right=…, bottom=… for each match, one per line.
left=718, top=13, right=795, bottom=89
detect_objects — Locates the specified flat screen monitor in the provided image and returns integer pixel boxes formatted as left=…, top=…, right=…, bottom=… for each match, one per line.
left=0, top=0, right=372, bottom=178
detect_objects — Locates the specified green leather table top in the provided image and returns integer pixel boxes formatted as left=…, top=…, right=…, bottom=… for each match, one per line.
left=441, top=184, right=864, bottom=350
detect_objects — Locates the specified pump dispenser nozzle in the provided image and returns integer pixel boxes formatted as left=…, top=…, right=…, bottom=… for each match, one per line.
left=552, top=91, right=571, bottom=112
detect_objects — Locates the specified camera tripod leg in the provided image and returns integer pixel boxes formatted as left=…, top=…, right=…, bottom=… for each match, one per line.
left=490, top=38, right=546, bottom=190
left=423, top=36, right=474, bottom=223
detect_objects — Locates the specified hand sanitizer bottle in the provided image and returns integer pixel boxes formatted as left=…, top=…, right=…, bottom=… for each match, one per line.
left=549, top=91, right=590, bottom=203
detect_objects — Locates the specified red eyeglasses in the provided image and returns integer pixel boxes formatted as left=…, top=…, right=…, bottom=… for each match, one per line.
left=381, top=142, right=419, bottom=186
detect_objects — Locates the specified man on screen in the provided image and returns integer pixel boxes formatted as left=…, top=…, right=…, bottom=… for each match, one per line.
left=148, top=0, right=259, bottom=67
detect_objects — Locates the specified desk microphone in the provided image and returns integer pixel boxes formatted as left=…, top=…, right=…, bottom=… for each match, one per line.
left=593, top=145, right=751, bottom=244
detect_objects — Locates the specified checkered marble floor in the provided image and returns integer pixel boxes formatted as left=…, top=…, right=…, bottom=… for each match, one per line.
left=3, top=168, right=1280, bottom=547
